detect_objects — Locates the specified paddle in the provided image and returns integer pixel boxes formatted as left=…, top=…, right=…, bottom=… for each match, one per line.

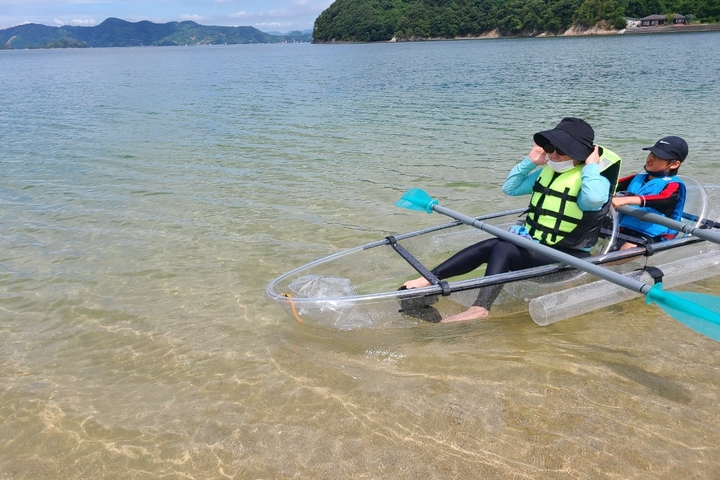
left=396, top=188, right=720, bottom=342
left=616, top=205, right=720, bottom=245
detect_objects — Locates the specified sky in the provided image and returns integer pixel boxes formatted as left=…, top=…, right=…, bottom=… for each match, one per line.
left=0, top=0, right=334, bottom=33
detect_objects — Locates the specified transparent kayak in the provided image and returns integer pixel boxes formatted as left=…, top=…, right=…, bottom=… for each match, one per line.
left=265, top=177, right=720, bottom=330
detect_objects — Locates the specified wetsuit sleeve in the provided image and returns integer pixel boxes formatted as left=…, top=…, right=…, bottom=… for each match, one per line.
left=636, top=182, right=682, bottom=213
left=577, top=163, right=610, bottom=211
left=616, top=174, right=635, bottom=192
left=501, top=157, right=541, bottom=196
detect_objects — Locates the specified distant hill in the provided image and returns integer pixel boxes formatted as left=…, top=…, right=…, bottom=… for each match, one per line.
left=0, top=18, right=313, bottom=49
left=313, top=0, right=720, bottom=42
left=265, top=29, right=314, bottom=36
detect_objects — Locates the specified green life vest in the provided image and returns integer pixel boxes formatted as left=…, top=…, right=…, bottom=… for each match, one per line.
left=524, top=146, right=622, bottom=250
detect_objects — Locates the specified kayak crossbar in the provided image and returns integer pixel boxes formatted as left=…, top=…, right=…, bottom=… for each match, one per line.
left=386, top=235, right=450, bottom=295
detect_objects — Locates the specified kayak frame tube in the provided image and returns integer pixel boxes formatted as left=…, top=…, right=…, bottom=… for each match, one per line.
left=617, top=205, right=720, bottom=245
left=418, top=192, right=720, bottom=342
left=266, top=190, right=720, bottom=311
left=265, top=229, right=709, bottom=309
left=432, top=203, right=653, bottom=295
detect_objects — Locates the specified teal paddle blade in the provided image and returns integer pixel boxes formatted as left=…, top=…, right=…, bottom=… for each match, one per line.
left=646, top=283, right=720, bottom=342
left=395, top=188, right=438, bottom=214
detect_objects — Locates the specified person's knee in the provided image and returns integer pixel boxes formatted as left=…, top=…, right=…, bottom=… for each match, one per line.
left=486, top=241, right=517, bottom=275
left=490, top=240, right=519, bottom=258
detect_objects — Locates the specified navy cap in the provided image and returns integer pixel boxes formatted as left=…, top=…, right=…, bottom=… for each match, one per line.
left=534, top=117, right=595, bottom=161
left=643, top=136, right=688, bottom=162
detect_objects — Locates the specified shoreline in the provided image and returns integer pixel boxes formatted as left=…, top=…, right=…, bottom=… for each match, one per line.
left=622, top=23, right=720, bottom=34
left=318, top=22, right=720, bottom=44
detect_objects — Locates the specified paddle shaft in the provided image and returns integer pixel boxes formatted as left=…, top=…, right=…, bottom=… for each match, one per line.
left=432, top=204, right=653, bottom=295
left=616, top=205, right=720, bottom=244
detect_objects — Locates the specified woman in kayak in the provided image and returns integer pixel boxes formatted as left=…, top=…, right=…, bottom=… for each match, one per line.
left=402, top=117, right=622, bottom=323
left=611, top=136, right=688, bottom=250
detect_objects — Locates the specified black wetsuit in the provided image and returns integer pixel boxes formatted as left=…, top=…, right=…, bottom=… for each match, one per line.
left=429, top=238, right=590, bottom=309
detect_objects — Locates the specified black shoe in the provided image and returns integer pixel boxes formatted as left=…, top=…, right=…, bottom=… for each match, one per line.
left=401, top=305, right=442, bottom=323
left=398, top=286, right=441, bottom=323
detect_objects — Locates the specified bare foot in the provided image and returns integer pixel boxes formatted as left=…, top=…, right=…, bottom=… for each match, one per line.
left=402, top=277, right=431, bottom=289
left=440, top=306, right=489, bottom=323
left=604, top=242, right=641, bottom=266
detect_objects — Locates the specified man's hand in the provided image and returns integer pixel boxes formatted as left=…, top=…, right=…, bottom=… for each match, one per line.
left=612, top=195, right=641, bottom=208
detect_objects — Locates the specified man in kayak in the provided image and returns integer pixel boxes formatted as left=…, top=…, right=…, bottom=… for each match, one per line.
left=611, top=136, right=688, bottom=250
left=402, top=118, right=622, bottom=323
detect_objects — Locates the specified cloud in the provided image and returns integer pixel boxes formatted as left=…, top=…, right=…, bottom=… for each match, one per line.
left=230, top=9, right=293, bottom=20
left=1, top=0, right=333, bottom=31
left=70, top=18, right=96, bottom=26
left=180, top=14, right=206, bottom=22
left=53, top=18, right=97, bottom=26
left=0, top=20, right=30, bottom=29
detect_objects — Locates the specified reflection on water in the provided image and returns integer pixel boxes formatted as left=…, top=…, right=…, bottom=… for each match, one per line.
left=1, top=34, right=720, bottom=478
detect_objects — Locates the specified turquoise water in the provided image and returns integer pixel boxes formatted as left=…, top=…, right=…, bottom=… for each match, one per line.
left=1, top=34, right=720, bottom=478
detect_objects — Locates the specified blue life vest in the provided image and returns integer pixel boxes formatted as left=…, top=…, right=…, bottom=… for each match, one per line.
left=618, top=174, right=686, bottom=239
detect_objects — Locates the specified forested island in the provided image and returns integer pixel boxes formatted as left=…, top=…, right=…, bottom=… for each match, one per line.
left=313, top=0, right=720, bottom=42
left=0, top=18, right=312, bottom=50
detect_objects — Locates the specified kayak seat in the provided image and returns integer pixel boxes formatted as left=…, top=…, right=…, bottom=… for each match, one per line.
left=597, top=176, right=706, bottom=249
left=676, top=175, right=709, bottom=237
left=590, top=206, right=619, bottom=255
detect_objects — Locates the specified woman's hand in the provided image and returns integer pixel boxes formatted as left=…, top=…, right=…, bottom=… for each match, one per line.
left=528, top=144, right=547, bottom=165
left=585, top=145, right=600, bottom=165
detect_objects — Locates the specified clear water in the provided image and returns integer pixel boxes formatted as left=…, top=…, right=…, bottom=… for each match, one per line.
left=1, top=34, right=720, bottom=478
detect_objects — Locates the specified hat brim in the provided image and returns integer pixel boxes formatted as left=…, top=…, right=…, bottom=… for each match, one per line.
left=642, top=146, right=675, bottom=160
left=534, top=129, right=592, bottom=161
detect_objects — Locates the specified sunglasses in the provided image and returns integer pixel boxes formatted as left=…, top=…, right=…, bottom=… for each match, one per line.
left=542, top=144, right=566, bottom=157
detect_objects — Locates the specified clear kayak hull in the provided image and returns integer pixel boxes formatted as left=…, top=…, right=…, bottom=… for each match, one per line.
left=265, top=178, right=719, bottom=330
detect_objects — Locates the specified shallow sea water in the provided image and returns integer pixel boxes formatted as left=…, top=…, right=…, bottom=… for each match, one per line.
left=1, top=33, right=720, bottom=478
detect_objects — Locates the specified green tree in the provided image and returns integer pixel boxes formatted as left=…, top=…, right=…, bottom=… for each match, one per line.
left=396, top=2, right=433, bottom=37
left=311, top=0, right=720, bottom=42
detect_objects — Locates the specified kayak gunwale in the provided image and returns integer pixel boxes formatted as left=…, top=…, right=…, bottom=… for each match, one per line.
left=265, top=221, right=712, bottom=308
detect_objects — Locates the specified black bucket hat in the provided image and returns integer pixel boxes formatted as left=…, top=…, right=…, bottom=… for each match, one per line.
left=533, top=117, right=595, bottom=161
left=643, top=136, right=688, bottom=162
